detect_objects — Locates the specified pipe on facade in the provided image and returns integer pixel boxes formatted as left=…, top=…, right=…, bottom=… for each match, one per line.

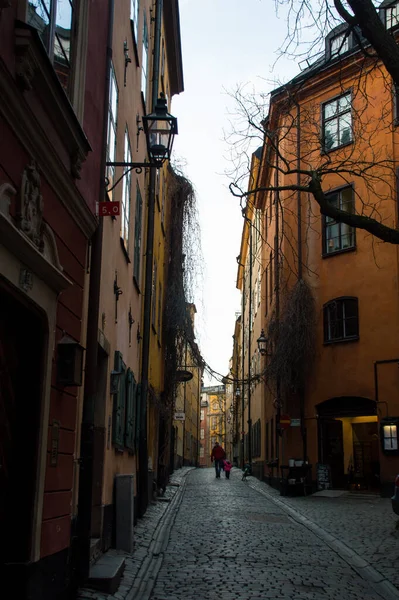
left=374, top=359, right=399, bottom=407
left=75, top=0, right=114, bottom=582
left=138, top=0, right=163, bottom=518
left=274, top=143, right=281, bottom=462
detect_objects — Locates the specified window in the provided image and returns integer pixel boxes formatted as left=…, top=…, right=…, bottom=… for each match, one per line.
left=200, top=410, right=204, bottom=421
left=386, top=2, right=399, bottom=29
left=125, top=369, right=138, bottom=452
left=200, top=428, right=204, bottom=440
left=130, top=0, right=140, bottom=43
left=133, top=183, right=143, bottom=284
left=141, top=15, right=149, bottom=102
left=106, top=65, right=118, bottom=198
left=211, top=417, right=217, bottom=429
left=383, top=424, right=398, bottom=450
left=28, top=0, right=74, bottom=92
left=199, top=446, right=204, bottom=458
left=323, top=187, right=355, bottom=254
left=330, top=33, right=349, bottom=58
left=161, top=38, right=166, bottom=89
left=121, top=130, right=132, bottom=249
left=323, top=93, right=352, bottom=151
left=212, top=401, right=218, bottom=411
left=323, top=297, right=359, bottom=343
left=269, top=252, right=273, bottom=305
left=161, top=174, right=166, bottom=228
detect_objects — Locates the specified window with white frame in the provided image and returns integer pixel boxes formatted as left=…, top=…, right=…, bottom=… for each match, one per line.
left=383, top=424, right=398, bottom=450
left=323, top=93, right=352, bottom=151
left=121, top=130, right=132, bottom=248
left=199, top=446, right=204, bottom=457
left=330, top=33, right=349, bottom=57
left=28, top=0, right=74, bottom=92
left=200, top=410, right=204, bottom=421
left=200, top=428, right=204, bottom=440
left=324, top=187, right=355, bottom=254
left=133, top=183, right=143, bottom=283
left=130, top=0, right=140, bottom=43
left=141, top=15, right=149, bottom=101
left=386, top=2, right=399, bottom=29
left=106, top=64, right=118, bottom=198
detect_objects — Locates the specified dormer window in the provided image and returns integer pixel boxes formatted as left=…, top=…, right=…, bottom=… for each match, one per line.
left=330, top=33, right=349, bottom=58
left=386, top=2, right=399, bottom=29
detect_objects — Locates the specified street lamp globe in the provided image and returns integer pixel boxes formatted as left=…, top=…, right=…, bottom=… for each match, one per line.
left=142, top=94, right=178, bottom=165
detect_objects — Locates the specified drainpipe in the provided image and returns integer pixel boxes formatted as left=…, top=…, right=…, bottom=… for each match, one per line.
left=76, top=0, right=114, bottom=582
left=239, top=260, right=245, bottom=468
left=274, top=142, right=281, bottom=463
left=247, top=220, right=253, bottom=466
left=138, top=0, right=163, bottom=518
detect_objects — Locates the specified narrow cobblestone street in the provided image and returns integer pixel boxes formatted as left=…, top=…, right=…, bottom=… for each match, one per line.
left=79, top=467, right=399, bottom=600
left=148, top=469, right=398, bottom=600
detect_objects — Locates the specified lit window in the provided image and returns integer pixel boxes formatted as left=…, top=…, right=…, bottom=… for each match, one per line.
left=324, top=187, right=355, bottom=254
left=323, top=297, right=359, bottom=343
left=330, top=33, right=349, bottom=57
left=141, top=15, right=149, bottom=101
left=121, top=130, right=132, bottom=248
left=386, top=2, right=399, bottom=29
left=130, top=0, right=140, bottom=43
left=323, top=93, right=352, bottom=151
left=106, top=65, right=118, bottom=198
left=383, top=425, right=398, bottom=450
left=28, top=0, right=74, bottom=92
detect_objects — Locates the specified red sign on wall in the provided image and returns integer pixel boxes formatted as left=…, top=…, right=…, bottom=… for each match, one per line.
left=279, top=414, right=291, bottom=430
left=99, top=201, right=120, bottom=216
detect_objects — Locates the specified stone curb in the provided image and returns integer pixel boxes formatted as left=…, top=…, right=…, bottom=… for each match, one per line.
left=246, top=476, right=399, bottom=600
left=125, top=467, right=194, bottom=600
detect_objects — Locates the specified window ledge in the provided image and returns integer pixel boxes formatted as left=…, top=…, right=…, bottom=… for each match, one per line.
left=322, top=245, right=356, bottom=259
left=321, top=140, right=353, bottom=155
left=120, top=237, right=131, bottom=263
left=323, top=335, right=359, bottom=346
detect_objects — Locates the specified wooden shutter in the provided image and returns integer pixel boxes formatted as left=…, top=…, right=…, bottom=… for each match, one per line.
left=112, top=351, right=126, bottom=448
left=125, top=369, right=137, bottom=452
left=135, top=383, right=141, bottom=451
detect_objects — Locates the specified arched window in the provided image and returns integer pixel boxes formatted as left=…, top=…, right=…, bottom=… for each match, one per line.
left=323, top=297, right=359, bottom=343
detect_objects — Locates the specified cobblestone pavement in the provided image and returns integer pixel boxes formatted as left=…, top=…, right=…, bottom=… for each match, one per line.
left=79, top=467, right=399, bottom=600
left=149, top=468, right=399, bottom=600
left=78, top=467, right=195, bottom=600
left=247, top=476, right=399, bottom=592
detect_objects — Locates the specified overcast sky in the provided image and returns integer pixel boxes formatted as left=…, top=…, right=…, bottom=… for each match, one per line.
left=171, top=0, right=311, bottom=384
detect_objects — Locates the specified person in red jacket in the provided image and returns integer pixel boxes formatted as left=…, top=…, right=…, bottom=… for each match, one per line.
left=211, top=442, right=226, bottom=478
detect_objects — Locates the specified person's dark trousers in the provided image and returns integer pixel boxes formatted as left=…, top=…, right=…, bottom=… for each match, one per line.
left=214, top=459, right=223, bottom=477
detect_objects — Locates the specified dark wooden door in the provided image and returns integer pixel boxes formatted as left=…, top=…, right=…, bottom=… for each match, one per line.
left=321, top=418, right=345, bottom=488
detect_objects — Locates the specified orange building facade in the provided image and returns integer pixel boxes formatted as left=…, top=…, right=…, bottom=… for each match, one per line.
left=235, top=19, right=399, bottom=496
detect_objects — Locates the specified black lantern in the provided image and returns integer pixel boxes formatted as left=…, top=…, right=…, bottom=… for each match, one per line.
left=142, top=94, right=178, bottom=166
left=257, top=329, right=268, bottom=356
left=57, top=335, right=84, bottom=387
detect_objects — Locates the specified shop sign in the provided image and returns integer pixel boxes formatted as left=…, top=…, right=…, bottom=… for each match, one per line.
left=174, top=412, right=185, bottom=421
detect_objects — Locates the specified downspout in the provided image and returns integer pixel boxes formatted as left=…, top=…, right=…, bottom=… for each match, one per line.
left=248, top=220, right=253, bottom=466
left=138, top=0, right=163, bottom=518
left=294, top=98, right=307, bottom=461
left=274, top=142, right=281, bottom=463
left=241, top=267, right=246, bottom=468
left=76, top=0, right=114, bottom=582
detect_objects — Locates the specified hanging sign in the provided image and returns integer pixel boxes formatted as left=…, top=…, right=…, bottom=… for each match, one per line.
left=279, top=414, right=291, bottom=430
left=174, top=412, right=186, bottom=421
left=99, top=201, right=120, bottom=216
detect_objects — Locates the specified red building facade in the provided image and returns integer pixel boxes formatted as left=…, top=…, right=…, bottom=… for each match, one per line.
left=0, top=1, right=109, bottom=597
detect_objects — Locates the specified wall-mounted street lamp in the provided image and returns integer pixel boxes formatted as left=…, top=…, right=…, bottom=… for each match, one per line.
left=57, top=334, right=84, bottom=387
left=257, top=329, right=269, bottom=356
left=105, top=94, right=177, bottom=193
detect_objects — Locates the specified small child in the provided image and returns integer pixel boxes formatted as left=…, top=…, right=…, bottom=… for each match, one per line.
left=223, top=459, right=232, bottom=479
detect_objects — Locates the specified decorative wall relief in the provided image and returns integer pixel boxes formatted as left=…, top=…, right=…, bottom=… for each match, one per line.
left=18, top=160, right=44, bottom=251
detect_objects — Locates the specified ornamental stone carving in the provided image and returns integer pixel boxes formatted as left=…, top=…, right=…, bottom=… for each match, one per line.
left=18, top=160, right=44, bottom=251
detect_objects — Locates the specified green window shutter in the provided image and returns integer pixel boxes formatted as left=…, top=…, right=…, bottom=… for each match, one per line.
left=125, top=369, right=137, bottom=452
left=135, top=383, right=141, bottom=451
left=133, top=184, right=143, bottom=282
left=112, top=351, right=126, bottom=448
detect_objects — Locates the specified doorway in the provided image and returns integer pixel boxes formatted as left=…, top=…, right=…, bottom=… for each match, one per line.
left=0, top=284, right=45, bottom=567
left=317, top=397, right=378, bottom=491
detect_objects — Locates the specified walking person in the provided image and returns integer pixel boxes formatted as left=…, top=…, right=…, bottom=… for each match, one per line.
left=223, top=459, right=232, bottom=479
left=211, top=442, right=226, bottom=478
